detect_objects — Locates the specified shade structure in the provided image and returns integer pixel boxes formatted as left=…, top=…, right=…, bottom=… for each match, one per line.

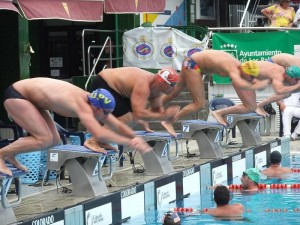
left=17, top=0, right=104, bottom=22
left=104, top=0, right=165, bottom=14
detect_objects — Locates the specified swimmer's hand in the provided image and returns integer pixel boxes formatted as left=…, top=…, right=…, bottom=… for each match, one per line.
left=128, top=137, right=152, bottom=154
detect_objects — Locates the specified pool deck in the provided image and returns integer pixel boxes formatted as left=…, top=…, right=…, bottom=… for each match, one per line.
left=7, top=133, right=300, bottom=222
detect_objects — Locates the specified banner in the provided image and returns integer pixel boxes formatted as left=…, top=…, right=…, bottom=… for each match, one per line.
left=212, top=31, right=300, bottom=84
left=123, top=27, right=205, bottom=70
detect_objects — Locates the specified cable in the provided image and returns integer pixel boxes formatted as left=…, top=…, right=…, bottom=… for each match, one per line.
left=132, top=163, right=145, bottom=173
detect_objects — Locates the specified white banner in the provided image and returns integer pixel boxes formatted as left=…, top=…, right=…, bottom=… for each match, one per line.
left=123, top=27, right=206, bottom=70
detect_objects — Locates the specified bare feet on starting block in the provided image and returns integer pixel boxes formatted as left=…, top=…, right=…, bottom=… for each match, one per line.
left=161, top=121, right=177, bottom=137
left=255, top=107, right=269, bottom=117
left=0, top=159, right=13, bottom=176
left=4, top=156, right=28, bottom=176
left=212, top=111, right=228, bottom=126
left=138, top=120, right=155, bottom=133
left=84, top=138, right=118, bottom=153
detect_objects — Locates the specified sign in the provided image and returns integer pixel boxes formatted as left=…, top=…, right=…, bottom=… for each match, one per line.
left=212, top=31, right=300, bottom=84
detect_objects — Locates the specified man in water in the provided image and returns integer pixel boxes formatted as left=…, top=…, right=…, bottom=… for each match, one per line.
left=261, top=151, right=292, bottom=177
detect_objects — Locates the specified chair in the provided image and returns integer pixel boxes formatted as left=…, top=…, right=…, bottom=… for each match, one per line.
left=209, top=97, right=236, bottom=147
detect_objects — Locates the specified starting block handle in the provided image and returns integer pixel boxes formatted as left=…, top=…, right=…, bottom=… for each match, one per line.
left=98, top=155, right=114, bottom=181
left=167, top=140, right=179, bottom=161
left=1, top=177, right=22, bottom=209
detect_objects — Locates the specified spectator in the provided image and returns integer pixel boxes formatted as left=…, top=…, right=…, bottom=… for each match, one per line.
left=261, top=0, right=295, bottom=27
left=276, top=92, right=300, bottom=140
left=293, top=6, right=300, bottom=28
left=261, top=151, right=292, bottom=177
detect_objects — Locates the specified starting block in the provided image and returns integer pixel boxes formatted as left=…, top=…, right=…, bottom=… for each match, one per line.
left=47, top=145, right=115, bottom=197
left=182, top=120, right=224, bottom=158
left=0, top=163, right=27, bottom=225
left=125, top=131, right=183, bottom=175
left=226, top=113, right=262, bottom=147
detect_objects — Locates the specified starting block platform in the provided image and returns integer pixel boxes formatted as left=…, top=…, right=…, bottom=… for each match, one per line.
left=125, top=131, right=183, bottom=175
left=182, top=120, right=224, bottom=158
left=47, top=145, right=115, bottom=197
left=0, top=163, right=27, bottom=225
left=226, top=113, right=262, bottom=147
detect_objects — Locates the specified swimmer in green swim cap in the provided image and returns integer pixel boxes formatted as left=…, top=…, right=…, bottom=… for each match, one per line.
left=286, top=65, right=300, bottom=79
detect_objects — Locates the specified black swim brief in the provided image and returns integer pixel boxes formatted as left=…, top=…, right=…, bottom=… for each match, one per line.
left=90, top=76, right=131, bottom=117
left=3, top=85, right=25, bottom=102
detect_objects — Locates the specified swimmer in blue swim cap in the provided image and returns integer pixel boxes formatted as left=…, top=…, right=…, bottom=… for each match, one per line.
left=88, top=88, right=116, bottom=114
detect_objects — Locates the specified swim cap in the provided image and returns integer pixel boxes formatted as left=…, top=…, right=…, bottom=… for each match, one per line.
left=162, top=212, right=181, bottom=225
left=241, top=61, right=259, bottom=77
left=286, top=65, right=300, bottom=79
left=270, top=150, right=282, bottom=164
left=243, top=168, right=260, bottom=183
left=186, top=47, right=202, bottom=57
left=88, top=88, right=115, bottom=112
left=157, top=68, right=179, bottom=87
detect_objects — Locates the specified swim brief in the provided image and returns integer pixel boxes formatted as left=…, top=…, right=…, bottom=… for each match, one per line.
left=90, top=76, right=131, bottom=117
left=182, top=57, right=201, bottom=73
left=3, top=85, right=25, bottom=102
left=266, top=58, right=274, bottom=63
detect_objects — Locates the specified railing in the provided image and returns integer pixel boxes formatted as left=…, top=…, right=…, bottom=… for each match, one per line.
left=81, top=29, right=126, bottom=76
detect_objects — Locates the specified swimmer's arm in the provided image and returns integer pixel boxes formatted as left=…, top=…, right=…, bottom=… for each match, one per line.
left=257, top=93, right=291, bottom=108
left=250, top=79, right=271, bottom=90
left=78, top=112, right=132, bottom=145
left=272, top=79, right=300, bottom=95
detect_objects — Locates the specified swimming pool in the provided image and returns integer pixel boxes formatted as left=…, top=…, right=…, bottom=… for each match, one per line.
left=127, top=155, right=300, bottom=225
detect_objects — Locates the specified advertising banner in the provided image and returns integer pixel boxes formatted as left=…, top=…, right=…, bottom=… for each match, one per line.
left=212, top=31, right=300, bottom=84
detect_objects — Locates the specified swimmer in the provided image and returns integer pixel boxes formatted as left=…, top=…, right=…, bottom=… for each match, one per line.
left=205, top=185, right=245, bottom=217
left=256, top=53, right=300, bottom=116
left=1, top=78, right=151, bottom=176
left=261, top=151, right=292, bottom=178
left=162, top=49, right=260, bottom=132
left=84, top=67, right=180, bottom=152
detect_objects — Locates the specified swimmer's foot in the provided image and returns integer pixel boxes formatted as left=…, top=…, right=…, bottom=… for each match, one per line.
left=5, top=156, right=28, bottom=174
left=212, top=111, right=228, bottom=126
left=0, top=159, right=13, bottom=176
left=84, top=139, right=107, bottom=153
left=161, top=121, right=177, bottom=137
left=98, top=143, right=119, bottom=152
left=255, top=107, right=269, bottom=117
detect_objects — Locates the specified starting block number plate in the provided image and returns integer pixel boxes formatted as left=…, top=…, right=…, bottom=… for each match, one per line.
left=50, top=153, right=58, bottom=162
left=182, top=125, right=190, bottom=132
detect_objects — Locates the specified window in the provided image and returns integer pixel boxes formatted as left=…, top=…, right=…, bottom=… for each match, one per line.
left=196, top=0, right=215, bottom=20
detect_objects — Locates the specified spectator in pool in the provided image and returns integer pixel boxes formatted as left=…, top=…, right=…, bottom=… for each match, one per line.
left=205, top=185, right=245, bottom=217
left=240, top=168, right=260, bottom=191
left=261, top=151, right=292, bottom=177
left=261, top=0, right=295, bottom=27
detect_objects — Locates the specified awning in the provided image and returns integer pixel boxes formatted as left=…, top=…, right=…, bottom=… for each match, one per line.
left=17, top=0, right=104, bottom=22
left=0, top=0, right=21, bottom=14
left=105, top=0, right=165, bottom=14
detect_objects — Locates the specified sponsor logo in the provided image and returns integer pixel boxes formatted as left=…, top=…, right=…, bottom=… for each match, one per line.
left=157, top=189, right=171, bottom=207
left=32, top=215, right=55, bottom=225
left=121, top=187, right=137, bottom=198
left=160, top=38, right=177, bottom=60
left=183, top=167, right=195, bottom=177
left=133, top=36, right=154, bottom=59
left=86, top=211, right=104, bottom=225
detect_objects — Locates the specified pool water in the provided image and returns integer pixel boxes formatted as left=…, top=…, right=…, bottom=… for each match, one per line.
left=128, top=155, right=300, bottom=225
